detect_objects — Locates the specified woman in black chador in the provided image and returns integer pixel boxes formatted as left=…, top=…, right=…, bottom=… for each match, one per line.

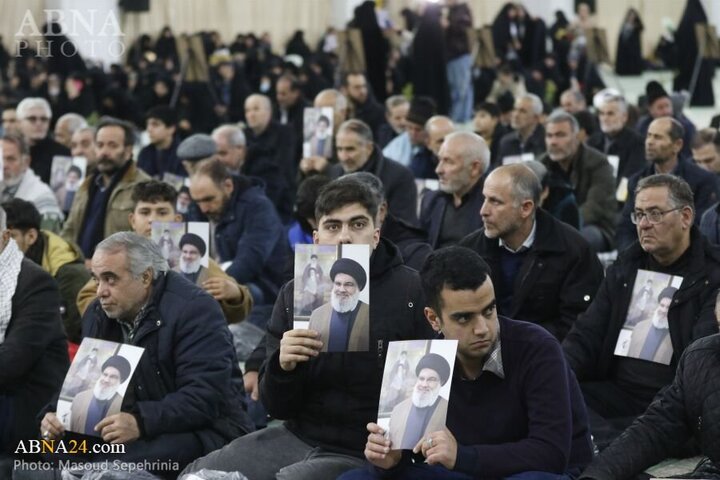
left=615, top=9, right=644, bottom=75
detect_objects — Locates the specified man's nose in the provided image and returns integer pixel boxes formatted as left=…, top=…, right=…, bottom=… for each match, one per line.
left=338, top=225, right=352, bottom=243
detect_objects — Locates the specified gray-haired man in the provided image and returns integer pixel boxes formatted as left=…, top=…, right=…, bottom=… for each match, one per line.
left=31, top=232, right=253, bottom=477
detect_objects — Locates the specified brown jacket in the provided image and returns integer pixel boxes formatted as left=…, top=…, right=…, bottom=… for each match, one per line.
left=61, top=161, right=151, bottom=245
left=69, top=389, right=123, bottom=435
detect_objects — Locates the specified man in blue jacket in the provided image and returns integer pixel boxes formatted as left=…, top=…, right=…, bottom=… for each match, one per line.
left=33, top=232, right=254, bottom=478
left=188, top=159, right=289, bottom=312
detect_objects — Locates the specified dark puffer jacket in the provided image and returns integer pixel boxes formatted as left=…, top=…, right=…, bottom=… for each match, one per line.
left=579, top=334, right=720, bottom=479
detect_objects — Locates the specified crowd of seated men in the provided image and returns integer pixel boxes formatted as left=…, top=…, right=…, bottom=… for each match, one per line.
left=2, top=0, right=720, bottom=478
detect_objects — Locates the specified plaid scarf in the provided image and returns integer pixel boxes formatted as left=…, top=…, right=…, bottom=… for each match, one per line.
left=0, top=238, right=23, bottom=344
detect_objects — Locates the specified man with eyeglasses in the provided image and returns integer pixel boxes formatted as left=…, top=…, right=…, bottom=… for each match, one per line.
left=615, top=117, right=719, bottom=250
left=16, top=97, right=70, bottom=185
left=563, top=174, right=720, bottom=450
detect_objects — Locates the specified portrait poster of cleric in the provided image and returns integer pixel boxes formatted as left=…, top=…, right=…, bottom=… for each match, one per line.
left=302, top=106, right=334, bottom=159
left=56, top=338, right=143, bottom=437
left=151, top=221, right=209, bottom=277
left=293, top=243, right=370, bottom=352
left=614, top=269, right=683, bottom=366
left=377, top=339, right=458, bottom=451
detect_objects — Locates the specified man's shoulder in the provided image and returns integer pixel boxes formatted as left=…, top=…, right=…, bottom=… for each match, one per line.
left=499, top=316, right=560, bottom=350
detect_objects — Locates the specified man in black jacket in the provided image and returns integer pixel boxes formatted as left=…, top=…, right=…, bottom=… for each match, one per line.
left=420, top=131, right=489, bottom=248
left=579, top=327, right=720, bottom=479
left=342, top=72, right=385, bottom=138
left=35, top=232, right=253, bottom=476
left=243, top=94, right=296, bottom=222
left=330, top=119, right=418, bottom=226
left=182, top=179, right=433, bottom=480
left=495, top=93, right=546, bottom=169
left=587, top=94, right=646, bottom=192
left=563, top=174, right=720, bottom=449
left=616, top=117, right=719, bottom=250
left=16, top=97, right=70, bottom=185
left=0, top=206, right=68, bottom=457
left=460, top=164, right=603, bottom=341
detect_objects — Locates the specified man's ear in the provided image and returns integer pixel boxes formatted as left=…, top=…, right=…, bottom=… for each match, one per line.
left=174, top=213, right=183, bottom=222
left=26, top=228, right=39, bottom=246
left=424, top=307, right=442, bottom=333
left=128, top=212, right=136, bottom=229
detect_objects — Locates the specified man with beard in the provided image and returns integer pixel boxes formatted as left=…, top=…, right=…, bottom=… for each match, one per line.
left=308, top=257, right=369, bottom=353
left=627, top=287, right=675, bottom=365
left=69, top=355, right=130, bottom=435
left=188, top=159, right=288, bottom=314
left=61, top=118, right=150, bottom=260
left=75, top=180, right=251, bottom=324
left=420, top=131, right=490, bottom=249
left=388, top=353, right=450, bottom=450
left=587, top=95, right=645, bottom=191
left=178, top=233, right=207, bottom=283
left=616, top=117, right=718, bottom=250
left=540, top=111, right=616, bottom=252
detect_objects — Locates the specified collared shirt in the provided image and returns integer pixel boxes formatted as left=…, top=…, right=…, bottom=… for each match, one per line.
left=482, top=336, right=505, bottom=379
left=499, top=219, right=537, bottom=253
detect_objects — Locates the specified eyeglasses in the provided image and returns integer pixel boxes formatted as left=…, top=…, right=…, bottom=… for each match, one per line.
left=630, top=207, right=683, bottom=225
left=24, top=116, right=49, bottom=123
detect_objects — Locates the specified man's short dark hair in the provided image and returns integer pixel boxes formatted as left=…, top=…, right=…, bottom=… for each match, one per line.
left=475, top=102, right=500, bottom=118
left=635, top=174, right=694, bottom=215
left=95, top=117, right=135, bottom=147
left=335, top=172, right=385, bottom=204
left=277, top=74, right=301, bottom=91
left=573, top=110, right=596, bottom=137
left=1, top=198, right=41, bottom=231
left=315, top=178, right=379, bottom=225
left=666, top=118, right=685, bottom=143
left=132, top=180, right=178, bottom=208
left=420, top=246, right=492, bottom=315
left=194, top=159, right=232, bottom=188
left=296, top=175, right=331, bottom=222
left=341, top=70, right=367, bottom=87
left=146, top=105, right=178, bottom=127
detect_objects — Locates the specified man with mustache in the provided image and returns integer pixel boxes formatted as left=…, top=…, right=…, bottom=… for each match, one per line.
left=61, top=118, right=150, bottom=260
left=308, top=257, right=369, bottom=353
left=388, top=353, right=450, bottom=450
left=563, top=174, right=720, bottom=449
left=69, top=355, right=130, bottom=436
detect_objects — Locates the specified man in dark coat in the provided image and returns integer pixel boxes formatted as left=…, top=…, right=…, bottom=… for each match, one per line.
left=137, top=105, right=185, bottom=179
left=460, top=164, right=603, bottom=342
left=0, top=208, right=68, bottom=456
left=420, top=131, right=489, bottom=249
left=540, top=111, right=617, bottom=252
left=274, top=74, right=309, bottom=162
left=188, top=159, right=289, bottom=310
left=35, top=232, right=254, bottom=476
left=181, top=179, right=433, bottom=480
left=243, top=93, right=296, bottom=222
left=496, top=94, right=546, bottom=169
left=563, top=174, right=720, bottom=449
left=579, top=331, right=720, bottom=479
left=616, top=117, right=718, bottom=251
left=330, top=119, right=418, bottom=226
left=587, top=94, right=646, bottom=191
left=342, top=72, right=386, bottom=138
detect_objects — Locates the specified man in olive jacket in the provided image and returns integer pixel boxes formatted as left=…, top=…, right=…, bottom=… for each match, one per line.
left=61, top=118, right=150, bottom=259
left=540, top=111, right=617, bottom=252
